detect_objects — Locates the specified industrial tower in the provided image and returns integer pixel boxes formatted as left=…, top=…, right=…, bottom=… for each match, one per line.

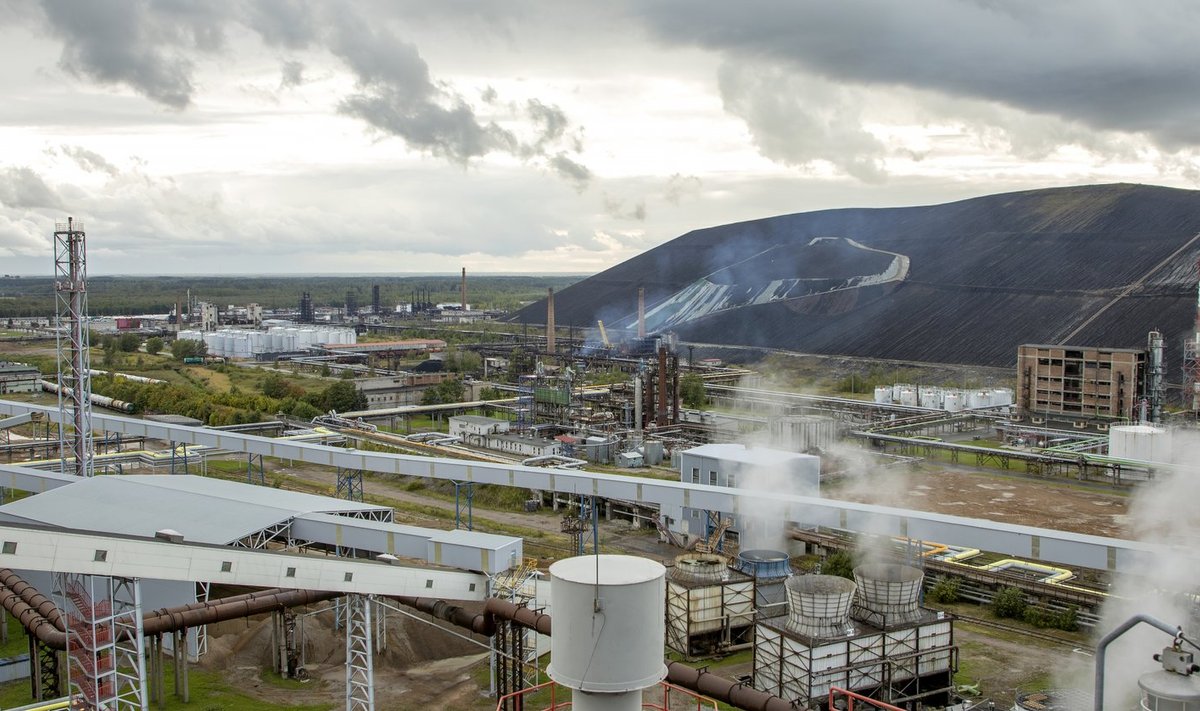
left=53, top=217, right=94, bottom=478
left=1184, top=258, right=1200, bottom=416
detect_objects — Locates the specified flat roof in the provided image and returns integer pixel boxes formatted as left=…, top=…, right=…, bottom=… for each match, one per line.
left=0, top=474, right=389, bottom=545
left=450, top=415, right=506, bottom=425
left=682, top=443, right=818, bottom=466
left=1019, top=344, right=1145, bottom=354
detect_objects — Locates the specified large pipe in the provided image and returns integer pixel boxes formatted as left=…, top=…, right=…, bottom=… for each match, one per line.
left=142, top=589, right=338, bottom=637
left=0, top=570, right=62, bottom=629
left=40, top=380, right=134, bottom=414
left=393, top=596, right=494, bottom=635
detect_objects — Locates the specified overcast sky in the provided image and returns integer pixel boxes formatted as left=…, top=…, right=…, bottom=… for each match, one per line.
left=2, top=1, right=1199, bottom=276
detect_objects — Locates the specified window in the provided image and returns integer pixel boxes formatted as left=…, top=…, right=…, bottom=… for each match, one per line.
left=286, top=567, right=296, bottom=578
left=1, top=542, right=15, bottom=554
left=425, top=579, right=434, bottom=588
left=690, top=467, right=700, bottom=483
left=220, top=561, right=232, bottom=572
left=708, top=471, right=717, bottom=486
left=94, top=550, right=108, bottom=562
left=344, top=572, right=353, bottom=582
left=469, top=583, right=476, bottom=592
left=727, top=473, right=736, bottom=488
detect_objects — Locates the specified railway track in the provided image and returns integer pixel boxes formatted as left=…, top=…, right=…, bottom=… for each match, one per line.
left=953, top=613, right=1094, bottom=651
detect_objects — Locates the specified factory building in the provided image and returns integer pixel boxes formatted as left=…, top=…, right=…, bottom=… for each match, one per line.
left=674, top=443, right=819, bottom=545
left=449, top=415, right=562, bottom=457
left=0, top=362, right=38, bottom=394
left=1016, top=343, right=1146, bottom=422
left=356, top=372, right=447, bottom=409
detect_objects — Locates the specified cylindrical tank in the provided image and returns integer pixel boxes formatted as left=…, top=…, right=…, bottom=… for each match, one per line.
left=943, top=392, right=962, bottom=412
left=919, top=388, right=942, bottom=409
left=873, top=386, right=891, bottom=404
left=1108, top=424, right=1174, bottom=464
left=1139, top=667, right=1200, bottom=711
left=784, top=575, right=856, bottom=639
left=899, top=389, right=917, bottom=407
left=991, top=388, right=1014, bottom=407
left=548, top=555, right=666, bottom=711
left=733, top=549, right=791, bottom=618
left=853, top=563, right=923, bottom=626
left=642, top=440, right=664, bottom=466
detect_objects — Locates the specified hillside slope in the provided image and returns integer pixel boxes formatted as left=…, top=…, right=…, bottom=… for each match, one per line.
left=511, top=184, right=1200, bottom=369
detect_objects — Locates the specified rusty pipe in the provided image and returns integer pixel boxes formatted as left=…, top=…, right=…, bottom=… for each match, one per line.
left=0, top=569, right=63, bottom=629
left=484, top=597, right=552, bottom=636
left=393, top=596, right=495, bottom=636
left=0, top=584, right=65, bottom=648
left=665, top=662, right=794, bottom=711
left=143, top=589, right=338, bottom=637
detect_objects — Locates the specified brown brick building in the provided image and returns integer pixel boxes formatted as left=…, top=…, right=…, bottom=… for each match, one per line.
left=1016, top=344, right=1145, bottom=422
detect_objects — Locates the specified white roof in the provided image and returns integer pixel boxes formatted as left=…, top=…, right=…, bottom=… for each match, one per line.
left=682, top=443, right=817, bottom=466
left=0, top=475, right=389, bottom=545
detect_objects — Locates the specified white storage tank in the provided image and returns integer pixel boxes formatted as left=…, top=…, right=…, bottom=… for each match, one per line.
left=968, top=391, right=992, bottom=409
left=1108, top=424, right=1174, bottom=464
left=548, top=555, right=666, bottom=710
left=991, top=388, right=1014, bottom=407
left=919, top=388, right=942, bottom=409
left=873, top=386, right=891, bottom=404
left=942, top=392, right=962, bottom=412
left=898, top=389, right=917, bottom=407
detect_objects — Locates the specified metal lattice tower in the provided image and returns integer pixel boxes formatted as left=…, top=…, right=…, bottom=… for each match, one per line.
left=336, top=468, right=364, bottom=502
left=1184, top=258, right=1200, bottom=415
left=54, top=217, right=94, bottom=478
left=56, top=573, right=147, bottom=711
left=345, top=594, right=375, bottom=711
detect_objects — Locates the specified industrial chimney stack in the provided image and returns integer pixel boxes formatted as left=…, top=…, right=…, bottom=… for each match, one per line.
left=460, top=267, right=467, bottom=311
left=546, top=287, right=556, bottom=354
left=638, top=286, right=646, bottom=338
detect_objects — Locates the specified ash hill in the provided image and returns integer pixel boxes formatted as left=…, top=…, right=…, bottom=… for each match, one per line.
left=511, top=183, right=1200, bottom=370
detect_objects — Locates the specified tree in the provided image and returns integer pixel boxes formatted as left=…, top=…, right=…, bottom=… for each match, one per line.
left=680, top=373, right=707, bottom=408
left=992, top=587, right=1027, bottom=620
left=170, top=338, right=207, bottom=360
left=821, top=551, right=855, bottom=580
left=421, top=378, right=465, bottom=405
left=116, top=333, right=141, bottom=352
left=309, top=379, right=365, bottom=412
left=145, top=337, right=163, bottom=355
left=479, top=386, right=505, bottom=401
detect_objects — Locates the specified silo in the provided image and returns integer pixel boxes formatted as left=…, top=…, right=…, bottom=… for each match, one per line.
left=548, top=555, right=666, bottom=711
left=664, top=554, right=755, bottom=659
left=732, top=549, right=791, bottom=618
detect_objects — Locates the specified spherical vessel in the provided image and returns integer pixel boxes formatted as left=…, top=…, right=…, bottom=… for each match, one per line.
left=547, top=555, right=667, bottom=694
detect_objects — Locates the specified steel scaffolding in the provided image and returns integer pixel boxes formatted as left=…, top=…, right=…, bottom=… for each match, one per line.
left=345, top=594, right=375, bottom=711
left=53, top=217, right=94, bottom=478
left=337, top=467, right=364, bottom=502
left=56, top=572, right=147, bottom=710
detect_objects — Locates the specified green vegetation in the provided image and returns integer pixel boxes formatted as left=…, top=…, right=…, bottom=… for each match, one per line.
left=145, top=336, right=164, bottom=355
left=680, top=372, right=707, bottom=408
left=991, top=586, right=1027, bottom=619
left=927, top=576, right=961, bottom=604
left=421, top=378, right=466, bottom=405
left=0, top=275, right=581, bottom=317
left=170, top=338, right=207, bottom=360
left=821, top=550, right=856, bottom=579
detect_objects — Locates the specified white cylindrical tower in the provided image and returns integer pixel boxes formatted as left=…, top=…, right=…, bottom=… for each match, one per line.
left=548, top=555, right=667, bottom=711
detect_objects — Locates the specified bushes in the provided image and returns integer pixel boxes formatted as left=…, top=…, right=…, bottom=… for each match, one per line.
left=821, top=551, right=856, bottom=580
left=992, top=586, right=1026, bottom=619
left=927, top=576, right=960, bottom=604
left=992, top=587, right=1078, bottom=631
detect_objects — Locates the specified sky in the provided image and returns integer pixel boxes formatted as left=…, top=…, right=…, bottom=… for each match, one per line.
left=2, top=1, right=1200, bottom=276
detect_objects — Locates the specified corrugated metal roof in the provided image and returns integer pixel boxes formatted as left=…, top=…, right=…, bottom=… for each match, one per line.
left=0, top=475, right=389, bottom=545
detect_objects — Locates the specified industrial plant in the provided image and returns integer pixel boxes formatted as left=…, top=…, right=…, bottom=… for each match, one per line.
left=2, top=199, right=1200, bottom=711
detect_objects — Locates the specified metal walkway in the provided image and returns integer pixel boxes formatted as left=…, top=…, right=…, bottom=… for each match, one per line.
left=0, top=399, right=1179, bottom=573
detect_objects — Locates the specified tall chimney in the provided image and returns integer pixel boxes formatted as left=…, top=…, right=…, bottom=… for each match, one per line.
left=546, top=288, right=556, bottom=354
left=637, top=287, right=646, bottom=338
left=461, top=267, right=467, bottom=311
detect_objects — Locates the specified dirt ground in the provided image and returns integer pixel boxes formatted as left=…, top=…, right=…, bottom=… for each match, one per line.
left=825, top=464, right=1130, bottom=538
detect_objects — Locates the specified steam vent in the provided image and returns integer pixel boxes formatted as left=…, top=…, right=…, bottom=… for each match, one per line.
left=752, top=564, right=956, bottom=706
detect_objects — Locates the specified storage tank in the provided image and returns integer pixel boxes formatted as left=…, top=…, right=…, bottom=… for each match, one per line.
left=968, top=391, right=992, bottom=409
left=769, top=416, right=837, bottom=453
left=852, top=563, right=924, bottom=627
left=548, top=555, right=666, bottom=711
left=919, top=388, right=942, bottom=409
left=873, top=386, right=891, bottom=404
left=1108, top=424, right=1174, bottom=464
left=642, top=440, right=664, bottom=466
left=991, top=388, right=1014, bottom=407
left=784, top=575, right=857, bottom=639
left=898, top=389, right=918, bottom=407
left=1138, top=648, right=1200, bottom=711
left=942, top=392, right=962, bottom=412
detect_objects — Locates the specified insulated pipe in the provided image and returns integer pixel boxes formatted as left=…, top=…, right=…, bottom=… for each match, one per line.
left=142, top=589, right=338, bottom=637
left=1094, top=613, right=1182, bottom=711
left=0, top=570, right=63, bottom=629
left=484, top=596, right=552, bottom=636
left=0, top=584, right=65, bottom=648
left=392, top=596, right=494, bottom=636
left=664, top=663, right=794, bottom=711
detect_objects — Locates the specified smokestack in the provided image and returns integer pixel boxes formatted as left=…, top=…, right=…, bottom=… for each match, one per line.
left=546, top=288, right=556, bottom=354
left=461, top=267, right=467, bottom=311
left=638, top=287, right=646, bottom=338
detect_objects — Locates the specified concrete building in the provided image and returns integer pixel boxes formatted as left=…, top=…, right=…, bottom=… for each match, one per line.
left=358, top=373, right=447, bottom=409
left=448, top=416, right=560, bottom=457
left=197, top=301, right=219, bottom=331
left=0, top=362, right=38, bottom=394
left=449, top=415, right=510, bottom=438
left=675, top=443, right=820, bottom=545
left=1016, top=344, right=1146, bottom=422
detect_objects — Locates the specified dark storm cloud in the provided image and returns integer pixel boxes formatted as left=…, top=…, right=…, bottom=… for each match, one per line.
left=0, top=167, right=63, bottom=210
left=38, top=0, right=232, bottom=109
left=634, top=0, right=1200, bottom=148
